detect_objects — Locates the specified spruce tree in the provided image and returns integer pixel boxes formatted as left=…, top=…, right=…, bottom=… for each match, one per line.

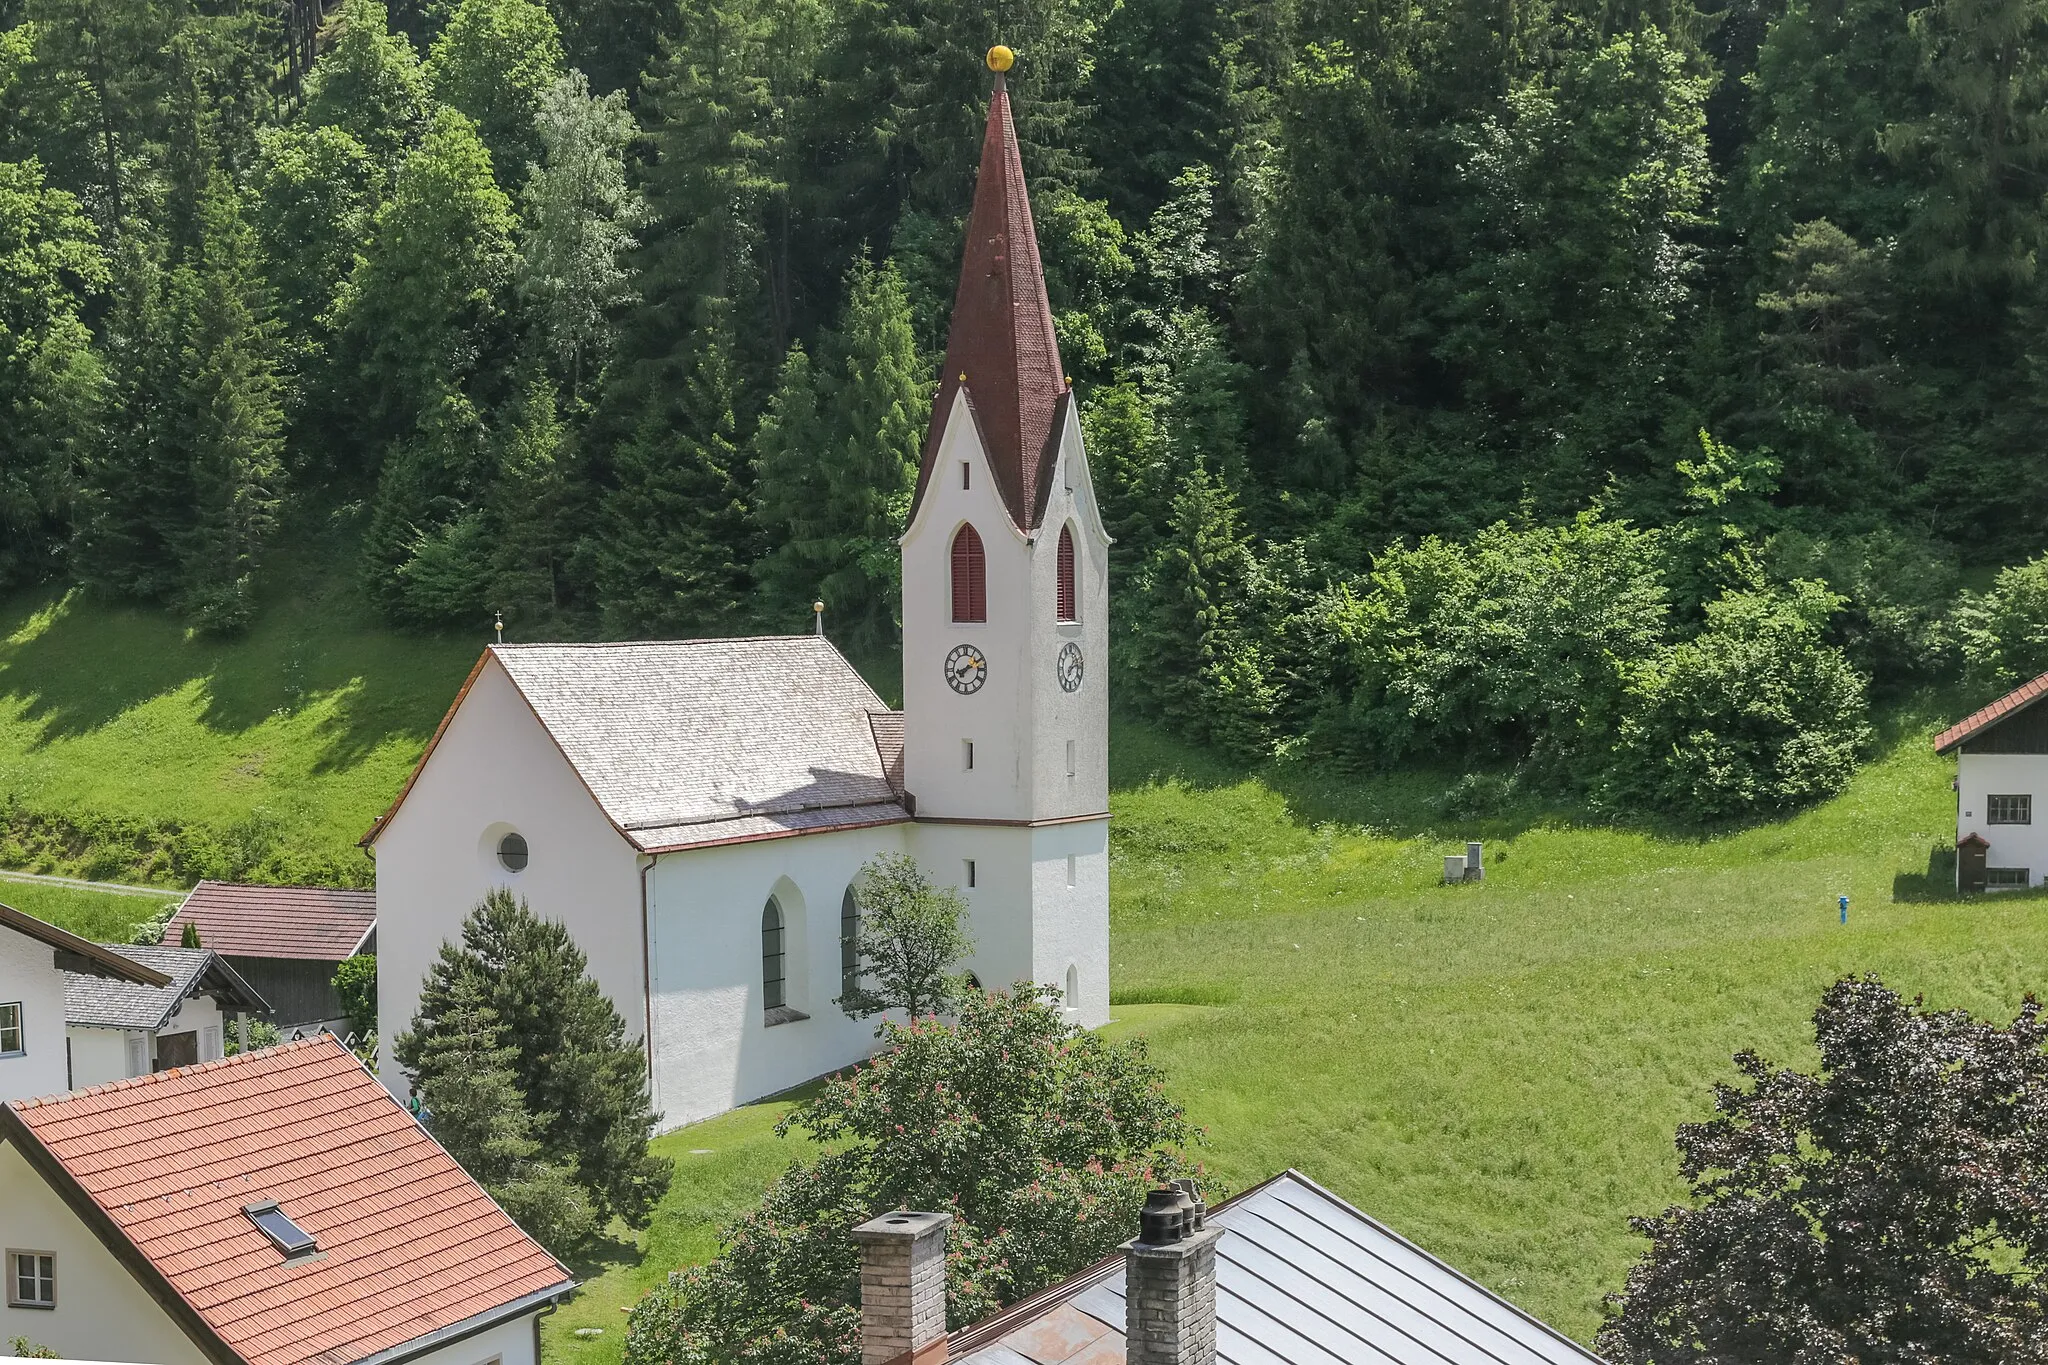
left=396, top=888, right=673, bottom=1229
left=593, top=307, right=752, bottom=636
left=0, top=158, right=105, bottom=592
left=304, top=0, right=433, bottom=168
left=425, top=0, right=565, bottom=183
left=168, top=172, right=284, bottom=633
left=334, top=104, right=517, bottom=459
left=411, top=973, right=599, bottom=1257
left=486, top=373, right=575, bottom=625
left=79, top=239, right=184, bottom=601
left=1129, top=460, right=1275, bottom=759
left=753, top=257, right=925, bottom=654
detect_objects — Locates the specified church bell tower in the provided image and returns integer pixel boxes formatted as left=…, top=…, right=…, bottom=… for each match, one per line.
left=899, top=46, right=1110, bottom=1025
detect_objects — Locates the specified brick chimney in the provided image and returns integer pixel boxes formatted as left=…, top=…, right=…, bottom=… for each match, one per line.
left=853, top=1210, right=953, bottom=1365
left=1124, top=1185, right=1224, bottom=1365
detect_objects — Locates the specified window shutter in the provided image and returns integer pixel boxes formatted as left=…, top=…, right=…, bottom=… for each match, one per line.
left=1056, top=526, right=1076, bottom=621
left=951, top=525, right=987, bottom=622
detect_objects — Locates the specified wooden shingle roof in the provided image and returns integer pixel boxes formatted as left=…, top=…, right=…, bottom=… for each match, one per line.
left=2, top=1036, right=574, bottom=1365
left=365, top=638, right=912, bottom=854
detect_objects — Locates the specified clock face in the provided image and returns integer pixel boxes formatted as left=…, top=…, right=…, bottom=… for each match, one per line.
left=1057, top=641, right=1084, bottom=693
left=945, top=643, right=988, bottom=695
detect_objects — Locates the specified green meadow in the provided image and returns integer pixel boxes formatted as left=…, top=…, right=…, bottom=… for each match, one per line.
left=0, top=587, right=2014, bottom=1352
left=544, top=700, right=2019, bottom=1360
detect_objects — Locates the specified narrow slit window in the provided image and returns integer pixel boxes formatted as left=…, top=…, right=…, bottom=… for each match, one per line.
left=1065, top=739, right=1076, bottom=777
left=1056, top=525, right=1077, bottom=622
left=961, top=461, right=970, bottom=490
left=762, top=898, right=786, bottom=1011
left=244, top=1202, right=318, bottom=1258
left=964, top=740, right=975, bottom=771
left=951, top=525, right=987, bottom=622
left=965, top=859, right=977, bottom=889
left=1066, top=854, right=1077, bottom=889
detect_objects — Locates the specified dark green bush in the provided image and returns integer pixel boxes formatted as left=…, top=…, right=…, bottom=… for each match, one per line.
left=1600, top=582, right=1870, bottom=820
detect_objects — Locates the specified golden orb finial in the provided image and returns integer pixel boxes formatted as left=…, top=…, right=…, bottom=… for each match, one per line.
left=986, top=45, right=1014, bottom=73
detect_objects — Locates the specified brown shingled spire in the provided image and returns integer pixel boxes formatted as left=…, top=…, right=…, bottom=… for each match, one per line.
left=913, top=54, right=1070, bottom=532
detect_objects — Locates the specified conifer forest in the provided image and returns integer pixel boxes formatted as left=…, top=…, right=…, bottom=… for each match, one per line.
left=4, top=0, right=2047, bottom=818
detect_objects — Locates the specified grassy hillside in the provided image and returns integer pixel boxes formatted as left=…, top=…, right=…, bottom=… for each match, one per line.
left=0, top=590, right=2005, bottom=1352
left=0, top=581, right=480, bottom=887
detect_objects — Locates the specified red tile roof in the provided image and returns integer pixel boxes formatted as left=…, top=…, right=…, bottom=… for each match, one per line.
left=167, top=882, right=376, bottom=962
left=1934, top=670, right=2048, bottom=753
left=913, top=72, right=1071, bottom=532
left=2, top=1036, right=573, bottom=1365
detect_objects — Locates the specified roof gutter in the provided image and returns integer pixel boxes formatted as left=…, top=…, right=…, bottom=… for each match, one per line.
left=346, top=1280, right=580, bottom=1365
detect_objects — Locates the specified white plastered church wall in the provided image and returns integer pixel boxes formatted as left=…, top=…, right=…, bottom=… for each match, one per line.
left=0, top=930, right=68, bottom=1102
left=644, top=824, right=915, bottom=1130
left=897, top=392, right=1111, bottom=1027
left=0, top=1142, right=213, bottom=1365
left=372, top=658, right=645, bottom=1093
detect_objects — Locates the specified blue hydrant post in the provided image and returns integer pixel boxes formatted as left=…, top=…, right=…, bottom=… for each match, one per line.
left=1839, top=894, right=1849, bottom=924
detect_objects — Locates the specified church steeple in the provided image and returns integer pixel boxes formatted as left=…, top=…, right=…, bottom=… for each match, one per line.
left=913, top=48, right=1070, bottom=533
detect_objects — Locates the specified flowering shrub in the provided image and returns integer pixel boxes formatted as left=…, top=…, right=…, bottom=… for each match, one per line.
left=623, top=985, right=1201, bottom=1365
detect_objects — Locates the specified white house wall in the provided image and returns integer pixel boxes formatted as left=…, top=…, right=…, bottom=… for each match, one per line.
left=65, top=1028, right=138, bottom=1091
left=0, top=1141, right=212, bottom=1365
left=373, top=658, right=644, bottom=1094
left=0, top=933, right=69, bottom=1103
left=1957, top=752, right=2048, bottom=886
left=402, top=1306, right=541, bottom=1365
left=646, top=825, right=912, bottom=1129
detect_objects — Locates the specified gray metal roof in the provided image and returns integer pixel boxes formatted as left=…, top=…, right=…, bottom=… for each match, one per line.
left=950, top=1171, right=1605, bottom=1365
left=65, top=943, right=270, bottom=1031
left=486, top=639, right=911, bottom=852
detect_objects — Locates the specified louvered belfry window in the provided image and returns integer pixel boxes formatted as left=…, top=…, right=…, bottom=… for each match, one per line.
left=1056, top=525, right=1077, bottom=622
left=952, top=524, right=987, bottom=622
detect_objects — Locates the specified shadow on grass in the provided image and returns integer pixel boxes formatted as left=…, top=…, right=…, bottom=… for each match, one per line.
left=1109, top=686, right=1967, bottom=847
left=1893, top=844, right=1959, bottom=903
left=559, top=1227, right=646, bottom=1282
left=0, top=567, right=481, bottom=773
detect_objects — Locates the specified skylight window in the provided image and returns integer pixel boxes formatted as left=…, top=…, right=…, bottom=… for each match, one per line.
left=244, top=1201, right=317, bottom=1258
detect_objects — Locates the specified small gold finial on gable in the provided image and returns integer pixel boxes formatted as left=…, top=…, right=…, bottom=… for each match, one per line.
left=986, top=45, right=1014, bottom=72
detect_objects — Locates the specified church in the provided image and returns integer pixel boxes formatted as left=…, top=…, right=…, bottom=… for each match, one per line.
left=364, top=54, right=1112, bottom=1130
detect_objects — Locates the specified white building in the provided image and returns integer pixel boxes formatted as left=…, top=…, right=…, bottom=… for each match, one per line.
left=0, top=905, right=169, bottom=1104
left=1936, top=672, right=2048, bottom=891
left=366, top=66, right=1110, bottom=1130
left=62, top=941, right=268, bottom=1088
left=0, top=1035, right=573, bottom=1365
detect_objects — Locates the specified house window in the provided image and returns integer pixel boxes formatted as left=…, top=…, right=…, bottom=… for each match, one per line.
left=965, top=859, right=977, bottom=889
left=840, top=886, right=860, bottom=1006
left=1988, top=794, right=2033, bottom=825
left=8, top=1251, right=54, bottom=1308
left=1056, top=525, right=1077, bottom=622
left=497, top=832, right=529, bottom=872
left=1988, top=867, right=2031, bottom=889
left=762, top=898, right=786, bottom=1012
left=0, top=1002, right=22, bottom=1057
left=951, top=525, right=987, bottom=623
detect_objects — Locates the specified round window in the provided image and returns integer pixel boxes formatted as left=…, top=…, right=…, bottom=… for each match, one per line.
left=497, top=832, right=529, bottom=872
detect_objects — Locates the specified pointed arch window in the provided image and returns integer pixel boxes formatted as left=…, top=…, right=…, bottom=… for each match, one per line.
left=762, top=897, right=786, bottom=1012
left=1056, top=525, right=1077, bottom=622
left=951, top=524, right=987, bottom=623
left=840, top=885, right=860, bottom=1006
